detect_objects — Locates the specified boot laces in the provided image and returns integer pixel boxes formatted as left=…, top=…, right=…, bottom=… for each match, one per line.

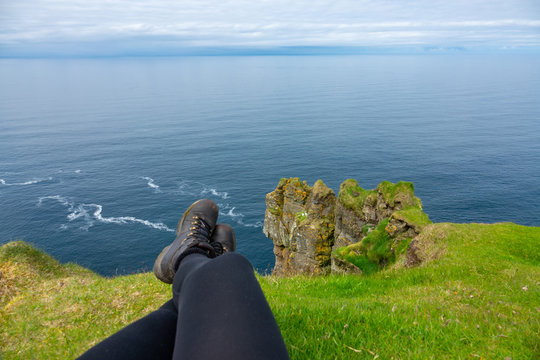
left=187, top=216, right=212, bottom=242
left=211, top=242, right=224, bottom=256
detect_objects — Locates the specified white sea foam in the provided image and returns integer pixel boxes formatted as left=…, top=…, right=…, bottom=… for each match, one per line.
left=175, top=180, right=229, bottom=199
left=239, top=220, right=264, bottom=228
left=38, top=195, right=72, bottom=208
left=201, top=187, right=229, bottom=199
left=38, top=195, right=85, bottom=229
left=223, top=206, right=242, bottom=218
left=1, top=177, right=52, bottom=186
left=37, top=195, right=174, bottom=232
left=75, top=170, right=82, bottom=174
left=91, top=204, right=174, bottom=232
left=151, top=179, right=261, bottom=228
left=142, top=176, right=161, bottom=192
left=218, top=203, right=263, bottom=228
left=176, top=181, right=195, bottom=196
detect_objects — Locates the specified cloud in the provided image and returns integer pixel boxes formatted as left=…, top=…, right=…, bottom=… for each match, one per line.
left=1, top=0, right=539, bottom=55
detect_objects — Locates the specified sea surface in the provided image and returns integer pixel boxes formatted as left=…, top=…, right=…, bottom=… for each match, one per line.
left=1, top=55, right=539, bottom=276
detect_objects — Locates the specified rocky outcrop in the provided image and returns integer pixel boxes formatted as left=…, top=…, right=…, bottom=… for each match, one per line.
left=264, top=177, right=431, bottom=275
left=263, top=178, right=335, bottom=275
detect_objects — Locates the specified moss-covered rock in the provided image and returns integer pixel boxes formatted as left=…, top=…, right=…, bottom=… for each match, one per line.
left=263, top=178, right=335, bottom=275
left=387, top=207, right=432, bottom=239
left=333, top=219, right=394, bottom=273
left=264, top=177, right=431, bottom=276
left=337, top=179, right=376, bottom=218
left=375, top=181, right=423, bottom=219
left=334, top=179, right=374, bottom=250
left=376, top=181, right=421, bottom=208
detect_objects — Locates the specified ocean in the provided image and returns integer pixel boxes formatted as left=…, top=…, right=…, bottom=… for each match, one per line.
left=1, top=55, right=539, bottom=276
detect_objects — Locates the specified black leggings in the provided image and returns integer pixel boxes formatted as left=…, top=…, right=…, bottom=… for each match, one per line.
left=78, top=253, right=290, bottom=359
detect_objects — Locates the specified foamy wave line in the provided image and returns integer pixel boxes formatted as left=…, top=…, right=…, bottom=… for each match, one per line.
left=38, top=195, right=71, bottom=207
left=92, top=204, right=173, bottom=232
left=1, top=177, right=52, bottom=186
left=201, top=186, right=229, bottom=199
left=173, top=180, right=229, bottom=200
left=142, top=177, right=161, bottom=192
left=176, top=181, right=195, bottom=196
left=143, top=178, right=260, bottom=227
left=218, top=203, right=263, bottom=228
left=38, top=195, right=174, bottom=232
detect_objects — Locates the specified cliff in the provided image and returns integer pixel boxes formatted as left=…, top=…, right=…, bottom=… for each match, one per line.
left=3, top=222, right=539, bottom=359
left=264, top=178, right=431, bottom=275
left=263, top=178, right=336, bottom=275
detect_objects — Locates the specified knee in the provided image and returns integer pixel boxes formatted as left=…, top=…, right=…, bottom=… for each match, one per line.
left=190, top=252, right=254, bottom=283
left=213, top=252, right=253, bottom=272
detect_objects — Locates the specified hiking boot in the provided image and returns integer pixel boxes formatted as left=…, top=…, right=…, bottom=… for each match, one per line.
left=153, top=199, right=219, bottom=284
left=210, top=223, right=236, bottom=256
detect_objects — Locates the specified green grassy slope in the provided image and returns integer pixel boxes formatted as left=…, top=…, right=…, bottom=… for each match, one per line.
left=1, top=223, right=539, bottom=359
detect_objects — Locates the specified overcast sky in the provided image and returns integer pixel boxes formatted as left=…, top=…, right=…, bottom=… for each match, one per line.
left=1, top=0, right=539, bottom=55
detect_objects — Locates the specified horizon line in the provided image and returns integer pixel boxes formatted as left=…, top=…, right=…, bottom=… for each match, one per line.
left=2, top=45, right=540, bottom=58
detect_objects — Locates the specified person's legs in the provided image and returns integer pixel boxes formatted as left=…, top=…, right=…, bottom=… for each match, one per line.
left=78, top=199, right=290, bottom=359
left=77, top=300, right=177, bottom=360
left=171, top=252, right=290, bottom=360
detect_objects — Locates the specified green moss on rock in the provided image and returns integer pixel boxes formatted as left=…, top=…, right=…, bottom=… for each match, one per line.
left=376, top=181, right=422, bottom=208
left=333, top=247, right=379, bottom=275
left=334, top=219, right=396, bottom=273
left=268, top=207, right=282, bottom=216
left=295, top=211, right=307, bottom=223
left=337, top=179, right=376, bottom=216
left=391, top=207, right=432, bottom=231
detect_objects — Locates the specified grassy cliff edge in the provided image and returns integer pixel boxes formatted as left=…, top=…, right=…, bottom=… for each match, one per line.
left=1, top=223, right=539, bottom=359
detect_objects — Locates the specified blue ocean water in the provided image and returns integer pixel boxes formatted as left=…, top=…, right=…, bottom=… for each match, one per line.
left=1, top=55, right=539, bottom=276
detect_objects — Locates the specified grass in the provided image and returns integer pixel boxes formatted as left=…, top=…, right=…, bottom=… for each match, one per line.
left=2, top=222, right=539, bottom=359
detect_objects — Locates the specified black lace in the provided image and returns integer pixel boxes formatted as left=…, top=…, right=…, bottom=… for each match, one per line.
left=186, top=216, right=216, bottom=257
left=187, top=216, right=212, bottom=240
left=212, top=241, right=224, bottom=256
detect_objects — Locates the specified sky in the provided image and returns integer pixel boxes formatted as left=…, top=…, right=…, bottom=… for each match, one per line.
left=1, top=0, right=540, bottom=56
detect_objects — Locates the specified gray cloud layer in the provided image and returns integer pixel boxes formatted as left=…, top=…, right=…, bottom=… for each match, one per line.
left=1, top=0, right=539, bottom=55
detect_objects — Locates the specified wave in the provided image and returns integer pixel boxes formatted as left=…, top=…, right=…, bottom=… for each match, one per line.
left=218, top=203, right=263, bottom=228
left=142, top=177, right=161, bottom=192
left=38, top=195, right=72, bottom=207
left=1, top=177, right=52, bottom=186
left=92, top=204, right=174, bottom=232
left=56, top=169, right=81, bottom=174
left=37, top=195, right=174, bottom=232
left=174, top=180, right=229, bottom=200
left=137, top=178, right=260, bottom=228
left=176, top=181, right=195, bottom=196
left=201, top=186, right=229, bottom=199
